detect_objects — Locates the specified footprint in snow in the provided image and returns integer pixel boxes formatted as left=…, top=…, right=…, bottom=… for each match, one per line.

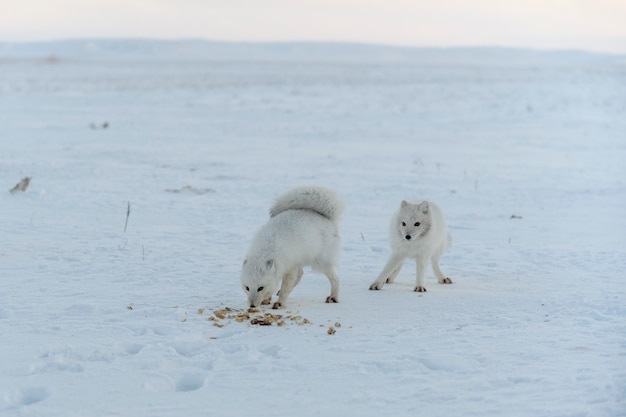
left=175, top=374, right=205, bottom=392
left=117, top=343, right=144, bottom=355
left=31, top=349, right=84, bottom=374
left=419, top=355, right=478, bottom=372
left=259, top=345, right=282, bottom=359
left=4, top=387, right=51, bottom=408
left=173, top=342, right=206, bottom=358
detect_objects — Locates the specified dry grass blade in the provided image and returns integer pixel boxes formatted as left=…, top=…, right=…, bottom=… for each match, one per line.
left=10, top=177, right=31, bottom=194
left=165, top=185, right=215, bottom=195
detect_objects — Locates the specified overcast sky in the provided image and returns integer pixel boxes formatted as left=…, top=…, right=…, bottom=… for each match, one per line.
left=1, top=0, right=625, bottom=53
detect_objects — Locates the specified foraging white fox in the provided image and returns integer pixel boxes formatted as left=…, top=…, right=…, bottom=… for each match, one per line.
left=240, top=186, right=344, bottom=309
left=369, top=200, right=452, bottom=292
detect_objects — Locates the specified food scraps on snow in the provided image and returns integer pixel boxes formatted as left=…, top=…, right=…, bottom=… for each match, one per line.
left=206, top=307, right=318, bottom=328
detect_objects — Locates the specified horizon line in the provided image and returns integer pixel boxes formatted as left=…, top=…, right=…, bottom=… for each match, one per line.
left=2, top=37, right=624, bottom=57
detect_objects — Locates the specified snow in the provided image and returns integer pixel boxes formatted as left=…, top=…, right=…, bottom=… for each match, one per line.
left=1, top=40, right=625, bottom=416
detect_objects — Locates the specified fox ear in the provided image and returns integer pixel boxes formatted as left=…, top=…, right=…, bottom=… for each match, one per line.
left=401, top=200, right=409, bottom=208
left=418, top=201, right=430, bottom=214
left=265, top=259, right=275, bottom=272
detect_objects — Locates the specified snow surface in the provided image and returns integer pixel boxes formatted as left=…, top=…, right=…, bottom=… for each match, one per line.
left=1, top=40, right=625, bottom=417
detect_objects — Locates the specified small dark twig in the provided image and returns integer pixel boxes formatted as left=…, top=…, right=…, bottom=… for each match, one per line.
left=124, top=201, right=131, bottom=232
left=142, top=245, right=152, bottom=261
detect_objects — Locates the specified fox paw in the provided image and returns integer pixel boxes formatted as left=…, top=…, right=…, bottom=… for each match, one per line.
left=325, top=296, right=338, bottom=303
left=272, top=301, right=284, bottom=310
left=385, top=278, right=395, bottom=284
left=440, top=277, right=453, bottom=284
left=369, top=282, right=384, bottom=290
left=261, top=298, right=272, bottom=305
left=414, top=286, right=427, bottom=292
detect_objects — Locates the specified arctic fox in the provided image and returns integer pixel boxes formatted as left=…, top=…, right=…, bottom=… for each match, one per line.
left=369, top=200, right=452, bottom=292
left=240, top=186, right=344, bottom=309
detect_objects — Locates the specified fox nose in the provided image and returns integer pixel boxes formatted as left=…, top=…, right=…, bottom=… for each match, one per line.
left=249, top=303, right=256, bottom=308
left=405, top=235, right=411, bottom=240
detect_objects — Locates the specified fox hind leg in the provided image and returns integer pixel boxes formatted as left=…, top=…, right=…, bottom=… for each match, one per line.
left=323, top=267, right=340, bottom=303
left=431, top=253, right=452, bottom=284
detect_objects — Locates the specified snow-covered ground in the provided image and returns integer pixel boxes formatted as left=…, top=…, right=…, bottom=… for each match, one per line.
left=1, top=40, right=625, bottom=417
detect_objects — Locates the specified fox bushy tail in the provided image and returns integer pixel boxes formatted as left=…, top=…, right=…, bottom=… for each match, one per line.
left=269, top=186, right=344, bottom=222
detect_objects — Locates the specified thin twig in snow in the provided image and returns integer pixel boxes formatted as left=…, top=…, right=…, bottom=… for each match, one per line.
left=124, top=201, right=131, bottom=233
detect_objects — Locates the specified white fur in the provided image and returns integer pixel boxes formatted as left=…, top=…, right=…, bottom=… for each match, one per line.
left=241, top=186, right=343, bottom=309
left=269, top=185, right=343, bottom=222
left=369, top=200, right=452, bottom=292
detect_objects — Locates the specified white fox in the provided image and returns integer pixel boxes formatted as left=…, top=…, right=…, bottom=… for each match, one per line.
left=369, top=200, right=452, bottom=292
left=240, top=186, right=344, bottom=309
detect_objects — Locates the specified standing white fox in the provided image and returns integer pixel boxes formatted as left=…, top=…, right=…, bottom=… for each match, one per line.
left=369, top=200, right=452, bottom=292
left=240, top=186, right=344, bottom=309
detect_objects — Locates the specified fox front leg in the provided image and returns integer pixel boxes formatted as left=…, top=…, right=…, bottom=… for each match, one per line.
left=273, top=268, right=301, bottom=309
left=370, top=254, right=404, bottom=290
left=413, top=257, right=428, bottom=292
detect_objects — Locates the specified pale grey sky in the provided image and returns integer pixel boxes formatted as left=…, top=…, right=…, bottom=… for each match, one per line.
left=1, top=0, right=625, bottom=53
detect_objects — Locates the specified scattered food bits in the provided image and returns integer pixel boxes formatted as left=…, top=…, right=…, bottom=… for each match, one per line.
left=327, top=327, right=336, bottom=335
left=251, top=313, right=284, bottom=326
left=208, top=307, right=314, bottom=328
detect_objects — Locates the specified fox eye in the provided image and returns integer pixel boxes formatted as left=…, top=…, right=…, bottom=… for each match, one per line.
left=414, top=222, right=420, bottom=227
left=401, top=222, right=406, bottom=226
left=257, top=287, right=264, bottom=292
left=245, top=286, right=250, bottom=292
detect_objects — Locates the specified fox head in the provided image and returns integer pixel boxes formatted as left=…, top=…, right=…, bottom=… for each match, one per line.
left=240, top=258, right=278, bottom=308
left=396, top=200, right=432, bottom=242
